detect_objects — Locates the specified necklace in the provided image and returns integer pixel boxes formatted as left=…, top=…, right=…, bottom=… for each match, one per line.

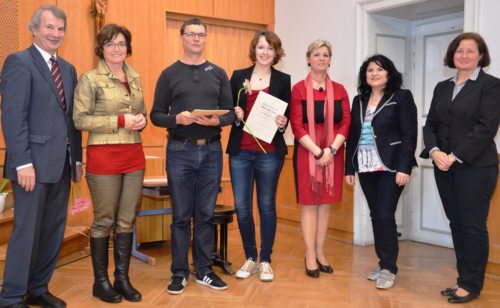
left=311, top=77, right=325, bottom=90
left=252, top=71, right=269, bottom=82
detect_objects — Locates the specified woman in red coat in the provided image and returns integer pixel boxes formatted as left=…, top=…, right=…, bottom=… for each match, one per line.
left=290, top=39, right=351, bottom=278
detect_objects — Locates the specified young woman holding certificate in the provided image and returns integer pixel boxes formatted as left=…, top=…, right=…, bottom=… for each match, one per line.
left=289, top=39, right=351, bottom=278
left=226, top=30, right=290, bottom=282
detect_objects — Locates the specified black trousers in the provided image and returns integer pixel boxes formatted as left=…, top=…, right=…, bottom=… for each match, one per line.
left=0, top=155, right=70, bottom=306
left=434, top=165, right=498, bottom=294
left=358, top=171, right=404, bottom=275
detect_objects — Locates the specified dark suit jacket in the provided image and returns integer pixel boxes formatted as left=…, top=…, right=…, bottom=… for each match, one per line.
left=226, top=65, right=291, bottom=158
left=420, top=70, right=500, bottom=167
left=345, top=89, right=418, bottom=175
left=1, top=45, right=82, bottom=183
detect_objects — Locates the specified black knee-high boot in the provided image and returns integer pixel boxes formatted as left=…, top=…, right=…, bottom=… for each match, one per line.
left=90, top=236, right=123, bottom=303
left=113, top=233, right=142, bottom=302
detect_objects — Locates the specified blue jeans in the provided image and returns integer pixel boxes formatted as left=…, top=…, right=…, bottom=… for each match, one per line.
left=167, top=139, right=222, bottom=279
left=230, top=150, right=283, bottom=263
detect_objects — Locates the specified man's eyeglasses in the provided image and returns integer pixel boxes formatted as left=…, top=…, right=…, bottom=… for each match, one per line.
left=104, top=42, right=127, bottom=49
left=183, top=32, right=207, bottom=39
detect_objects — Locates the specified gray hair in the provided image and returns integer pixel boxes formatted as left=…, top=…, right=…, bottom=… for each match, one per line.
left=29, top=4, right=67, bottom=33
left=306, top=39, right=332, bottom=58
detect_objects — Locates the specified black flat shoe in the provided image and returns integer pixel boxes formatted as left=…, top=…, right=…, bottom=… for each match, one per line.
left=316, top=259, right=334, bottom=274
left=1, top=303, right=29, bottom=308
left=305, top=259, right=320, bottom=278
left=440, top=287, right=457, bottom=297
left=448, top=292, right=479, bottom=304
left=26, top=292, right=66, bottom=308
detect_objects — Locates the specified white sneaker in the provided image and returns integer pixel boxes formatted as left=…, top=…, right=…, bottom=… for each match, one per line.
left=259, top=262, right=274, bottom=282
left=235, top=258, right=258, bottom=279
left=376, top=269, right=396, bottom=289
left=367, top=265, right=381, bottom=281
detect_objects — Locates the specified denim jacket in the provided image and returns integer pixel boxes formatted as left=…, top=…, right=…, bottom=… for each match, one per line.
left=73, top=59, right=147, bottom=145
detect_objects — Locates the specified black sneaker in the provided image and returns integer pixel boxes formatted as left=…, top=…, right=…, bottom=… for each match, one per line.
left=195, top=272, right=228, bottom=290
left=167, top=276, right=187, bottom=295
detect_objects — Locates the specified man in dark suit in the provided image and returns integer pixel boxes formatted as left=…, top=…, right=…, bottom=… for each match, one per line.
left=0, top=4, right=82, bottom=308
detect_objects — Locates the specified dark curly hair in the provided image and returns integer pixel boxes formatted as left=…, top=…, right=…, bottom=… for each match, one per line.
left=95, top=23, right=132, bottom=59
left=357, top=54, right=402, bottom=102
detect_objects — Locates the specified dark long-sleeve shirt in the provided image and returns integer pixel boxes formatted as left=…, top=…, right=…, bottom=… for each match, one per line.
left=150, top=60, right=234, bottom=138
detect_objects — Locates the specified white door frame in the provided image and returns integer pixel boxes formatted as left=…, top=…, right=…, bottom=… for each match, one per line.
left=353, top=0, right=480, bottom=246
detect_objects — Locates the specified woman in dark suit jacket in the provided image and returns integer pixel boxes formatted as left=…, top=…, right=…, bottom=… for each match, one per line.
left=226, top=30, right=290, bottom=282
left=421, top=32, right=500, bottom=304
left=345, top=54, right=417, bottom=290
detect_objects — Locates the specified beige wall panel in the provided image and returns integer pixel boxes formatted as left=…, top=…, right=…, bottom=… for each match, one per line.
left=165, top=0, right=214, bottom=17
left=214, top=0, right=274, bottom=24
left=136, top=196, right=171, bottom=243
left=0, top=0, right=20, bottom=70
left=487, top=159, right=500, bottom=275
left=128, top=157, right=167, bottom=243
left=18, top=0, right=54, bottom=48
left=57, top=0, right=95, bottom=75
left=143, top=146, right=166, bottom=159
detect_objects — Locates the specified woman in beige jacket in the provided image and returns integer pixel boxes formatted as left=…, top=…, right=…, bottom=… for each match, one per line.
left=73, top=24, right=146, bottom=304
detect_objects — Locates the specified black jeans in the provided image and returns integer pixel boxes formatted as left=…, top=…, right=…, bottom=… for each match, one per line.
left=434, top=165, right=498, bottom=294
left=358, top=171, right=404, bottom=274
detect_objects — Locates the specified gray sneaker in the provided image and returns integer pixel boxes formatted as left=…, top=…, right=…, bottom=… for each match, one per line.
left=376, top=269, right=396, bottom=289
left=367, top=265, right=381, bottom=281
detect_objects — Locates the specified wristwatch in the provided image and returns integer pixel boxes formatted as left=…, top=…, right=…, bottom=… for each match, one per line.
left=329, top=146, right=337, bottom=155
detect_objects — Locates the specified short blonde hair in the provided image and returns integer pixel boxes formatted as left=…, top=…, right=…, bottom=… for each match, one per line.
left=306, top=39, right=332, bottom=58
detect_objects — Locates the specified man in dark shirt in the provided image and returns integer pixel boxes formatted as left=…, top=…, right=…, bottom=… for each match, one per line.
left=150, top=18, right=234, bottom=295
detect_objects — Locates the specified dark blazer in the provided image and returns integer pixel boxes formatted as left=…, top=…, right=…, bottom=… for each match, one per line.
left=345, top=89, right=418, bottom=175
left=0, top=45, right=82, bottom=306
left=420, top=69, right=500, bottom=167
left=226, top=65, right=291, bottom=158
left=1, top=45, right=82, bottom=182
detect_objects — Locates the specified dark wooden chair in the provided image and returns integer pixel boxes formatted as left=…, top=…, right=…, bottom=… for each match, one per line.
left=212, top=204, right=236, bottom=274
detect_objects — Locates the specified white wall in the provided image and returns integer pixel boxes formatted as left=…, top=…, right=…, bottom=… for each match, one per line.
left=276, top=0, right=500, bottom=150
left=477, top=0, right=500, bottom=75
left=477, top=0, right=500, bottom=149
left=275, top=0, right=358, bottom=97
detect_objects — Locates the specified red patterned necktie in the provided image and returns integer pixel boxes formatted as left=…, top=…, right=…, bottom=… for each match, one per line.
left=50, top=56, right=66, bottom=111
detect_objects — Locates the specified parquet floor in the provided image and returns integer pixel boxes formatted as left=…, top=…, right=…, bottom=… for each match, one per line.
left=48, top=221, right=500, bottom=307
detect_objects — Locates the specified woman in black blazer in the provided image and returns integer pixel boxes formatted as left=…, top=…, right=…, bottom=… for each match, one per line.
left=421, top=32, right=500, bottom=304
left=226, top=30, right=290, bottom=282
left=345, top=54, right=417, bottom=289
